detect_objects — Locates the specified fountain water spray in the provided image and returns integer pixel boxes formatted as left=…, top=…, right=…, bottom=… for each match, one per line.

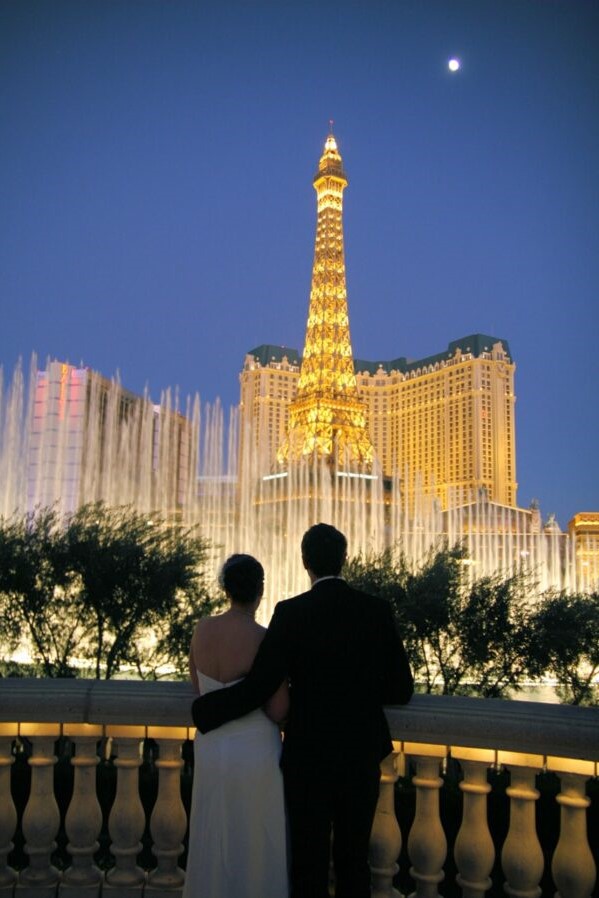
left=0, top=357, right=583, bottom=621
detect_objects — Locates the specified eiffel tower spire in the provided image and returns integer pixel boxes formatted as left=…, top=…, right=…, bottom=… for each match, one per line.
left=279, top=132, right=373, bottom=466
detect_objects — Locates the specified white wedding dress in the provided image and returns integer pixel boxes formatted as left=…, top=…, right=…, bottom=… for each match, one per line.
left=183, top=671, right=289, bottom=898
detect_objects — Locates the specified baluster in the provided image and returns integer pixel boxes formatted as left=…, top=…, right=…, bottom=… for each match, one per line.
left=369, top=747, right=402, bottom=898
left=146, top=728, right=187, bottom=895
left=59, top=726, right=104, bottom=896
left=500, top=753, right=544, bottom=898
left=16, top=724, right=61, bottom=898
left=452, top=748, right=494, bottom=898
left=104, top=728, right=146, bottom=896
left=549, top=761, right=596, bottom=898
left=0, top=728, right=18, bottom=896
left=329, top=832, right=335, bottom=897
left=405, top=744, right=447, bottom=898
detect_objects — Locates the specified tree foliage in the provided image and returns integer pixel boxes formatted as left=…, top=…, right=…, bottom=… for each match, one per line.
left=3, top=511, right=598, bottom=703
left=0, top=508, right=84, bottom=677
left=530, top=592, right=599, bottom=705
left=459, top=572, right=534, bottom=698
left=346, top=543, right=537, bottom=699
left=0, top=503, right=218, bottom=679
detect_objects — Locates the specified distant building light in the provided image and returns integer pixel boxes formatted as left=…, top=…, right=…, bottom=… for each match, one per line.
left=336, top=471, right=378, bottom=481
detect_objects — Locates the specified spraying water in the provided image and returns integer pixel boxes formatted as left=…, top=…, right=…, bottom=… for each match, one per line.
left=0, top=357, right=585, bottom=621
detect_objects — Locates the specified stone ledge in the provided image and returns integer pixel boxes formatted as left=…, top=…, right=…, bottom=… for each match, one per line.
left=1, top=679, right=598, bottom=763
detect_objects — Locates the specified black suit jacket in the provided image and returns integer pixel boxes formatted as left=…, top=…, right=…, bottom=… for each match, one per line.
left=192, top=578, right=414, bottom=769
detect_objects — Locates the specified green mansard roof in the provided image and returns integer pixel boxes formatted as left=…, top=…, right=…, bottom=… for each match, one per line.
left=246, top=345, right=302, bottom=367
left=247, top=335, right=512, bottom=375
left=354, top=334, right=512, bottom=376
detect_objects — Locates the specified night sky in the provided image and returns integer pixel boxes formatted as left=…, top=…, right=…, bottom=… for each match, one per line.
left=1, top=0, right=598, bottom=527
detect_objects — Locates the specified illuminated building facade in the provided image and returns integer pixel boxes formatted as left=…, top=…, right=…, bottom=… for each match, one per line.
left=238, top=346, right=300, bottom=475
left=355, top=334, right=516, bottom=510
left=26, top=360, right=193, bottom=515
left=241, top=333, right=516, bottom=512
left=568, top=513, right=599, bottom=593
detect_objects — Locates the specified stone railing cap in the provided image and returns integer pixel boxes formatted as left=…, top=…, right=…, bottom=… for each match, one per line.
left=386, top=693, right=599, bottom=762
left=0, top=680, right=597, bottom=761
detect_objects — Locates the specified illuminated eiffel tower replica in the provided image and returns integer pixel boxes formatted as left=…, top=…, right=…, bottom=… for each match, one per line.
left=244, top=132, right=386, bottom=594
left=278, top=131, right=374, bottom=468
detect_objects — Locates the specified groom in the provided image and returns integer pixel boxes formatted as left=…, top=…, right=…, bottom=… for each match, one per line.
left=192, top=523, right=414, bottom=898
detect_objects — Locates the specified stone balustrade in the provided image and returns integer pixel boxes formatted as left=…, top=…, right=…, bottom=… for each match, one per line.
left=0, top=679, right=597, bottom=897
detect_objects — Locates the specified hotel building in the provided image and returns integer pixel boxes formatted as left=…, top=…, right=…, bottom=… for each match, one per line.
left=26, top=360, right=193, bottom=516
left=240, top=333, right=516, bottom=513
left=568, top=513, right=599, bottom=593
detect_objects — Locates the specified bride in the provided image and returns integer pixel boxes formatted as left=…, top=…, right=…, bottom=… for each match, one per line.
left=184, top=554, right=289, bottom=898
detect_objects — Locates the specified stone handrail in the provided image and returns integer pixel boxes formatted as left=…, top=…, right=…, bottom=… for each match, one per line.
left=0, top=679, right=597, bottom=897
left=1, top=679, right=598, bottom=761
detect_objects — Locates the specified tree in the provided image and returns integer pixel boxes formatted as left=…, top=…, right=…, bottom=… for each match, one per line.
left=0, top=508, right=85, bottom=677
left=459, top=571, right=535, bottom=698
left=530, top=592, right=599, bottom=705
left=0, top=503, right=219, bottom=679
left=345, top=543, right=535, bottom=698
left=344, top=548, right=410, bottom=609
left=401, top=543, right=466, bottom=694
left=64, top=503, right=219, bottom=679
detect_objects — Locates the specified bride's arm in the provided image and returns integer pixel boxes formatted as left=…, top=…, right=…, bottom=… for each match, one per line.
left=264, top=679, right=289, bottom=723
left=193, top=602, right=290, bottom=733
left=189, top=647, right=200, bottom=694
left=189, top=626, right=201, bottom=694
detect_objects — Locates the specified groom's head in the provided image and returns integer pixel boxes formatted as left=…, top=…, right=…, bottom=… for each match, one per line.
left=301, top=523, right=347, bottom=579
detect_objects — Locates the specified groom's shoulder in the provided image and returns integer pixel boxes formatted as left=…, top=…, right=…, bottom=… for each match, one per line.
left=350, top=585, right=390, bottom=610
left=274, top=589, right=312, bottom=613
left=352, top=586, right=391, bottom=611
left=275, top=582, right=388, bottom=615
left=270, top=588, right=314, bottom=623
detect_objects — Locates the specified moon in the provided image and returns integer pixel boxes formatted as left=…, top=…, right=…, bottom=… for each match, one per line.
left=448, top=58, right=461, bottom=72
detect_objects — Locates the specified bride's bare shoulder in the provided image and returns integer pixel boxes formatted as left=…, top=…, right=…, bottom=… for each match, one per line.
left=195, top=612, right=223, bottom=628
left=192, top=613, right=224, bottom=643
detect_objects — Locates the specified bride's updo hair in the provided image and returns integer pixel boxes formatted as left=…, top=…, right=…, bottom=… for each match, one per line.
left=220, top=554, right=264, bottom=605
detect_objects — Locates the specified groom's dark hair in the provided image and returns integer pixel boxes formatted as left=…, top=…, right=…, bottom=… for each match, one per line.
left=301, top=523, right=347, bottom=578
